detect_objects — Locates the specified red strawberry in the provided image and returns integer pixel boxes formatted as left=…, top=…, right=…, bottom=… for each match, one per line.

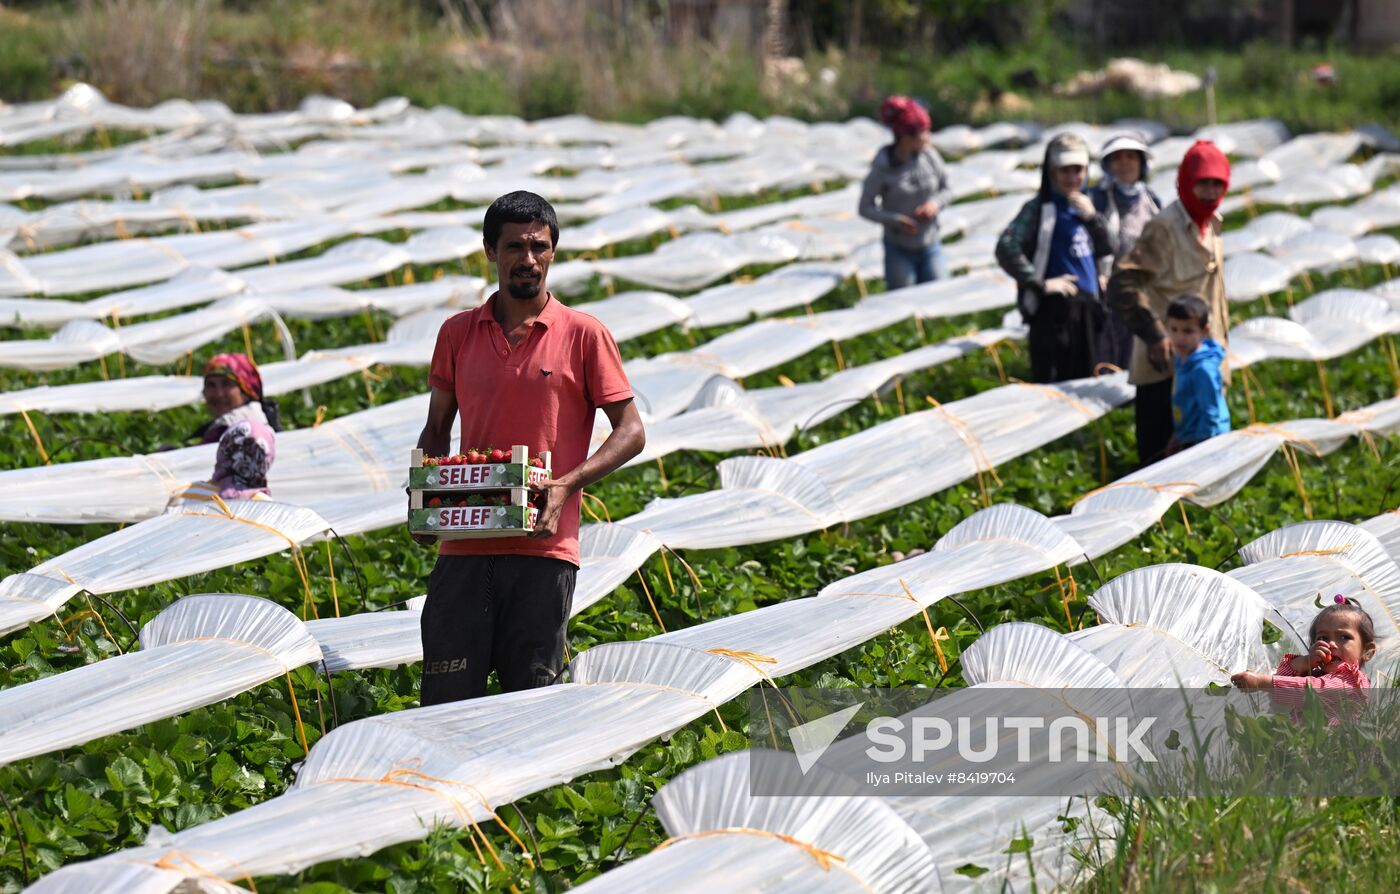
left=531, top=457, right=544, bottom=468
left=490, top=448, right=506, bottom=463
left=427, top=497, right=442, bottom=507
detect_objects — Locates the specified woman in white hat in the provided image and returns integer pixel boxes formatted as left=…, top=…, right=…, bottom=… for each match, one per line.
left=1089, top=132, right=1161, bottom=370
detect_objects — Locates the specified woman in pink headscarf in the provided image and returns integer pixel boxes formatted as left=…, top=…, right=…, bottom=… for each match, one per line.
left=190, top=352, right=280, bottom=499
left=858, top=96, right=953, bottom=289
left=195, top=352, right=281, bottom=444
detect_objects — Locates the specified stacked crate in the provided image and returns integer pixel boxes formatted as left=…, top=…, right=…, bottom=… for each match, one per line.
left=407, top=446, right=552, bottom=539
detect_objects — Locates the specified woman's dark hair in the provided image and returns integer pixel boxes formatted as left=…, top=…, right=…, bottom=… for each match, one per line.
left=1310, top=597, right=1376, bottom=660
left=482, top=190, right=559, bottom=251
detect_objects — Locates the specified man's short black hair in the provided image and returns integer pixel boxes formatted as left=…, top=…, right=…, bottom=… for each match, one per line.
left=1166, top=293, right=1210, bottom=328
left=483, top=191, right=559, bottom=251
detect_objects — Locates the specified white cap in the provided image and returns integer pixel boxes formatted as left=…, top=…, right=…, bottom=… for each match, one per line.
left=1100, top=133, right=1152, bottom=161
left=1051, top=147, right=1089, bottom=168
left=1047, top=133, right=1091, bottom=169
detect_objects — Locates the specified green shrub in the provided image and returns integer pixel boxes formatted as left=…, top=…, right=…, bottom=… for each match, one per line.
left=0, top=14, right=54, bottom=101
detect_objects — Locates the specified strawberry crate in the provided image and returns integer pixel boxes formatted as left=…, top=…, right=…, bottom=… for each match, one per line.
left=409, top=501, right=541, bottom=540
left=408, top=446, right=551, bottom=491
left=408, top=445, right=551, bottom=540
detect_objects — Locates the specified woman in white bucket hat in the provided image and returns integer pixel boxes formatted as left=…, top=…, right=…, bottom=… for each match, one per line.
left=1089, top=132, right=1162, bottom=370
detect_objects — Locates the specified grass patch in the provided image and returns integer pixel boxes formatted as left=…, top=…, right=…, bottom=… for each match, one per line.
left=1, top=4, right=1397, bottom=133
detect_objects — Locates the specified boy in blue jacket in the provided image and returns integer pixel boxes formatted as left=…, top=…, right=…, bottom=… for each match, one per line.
left=1165, top=294, right=1230, bottom=454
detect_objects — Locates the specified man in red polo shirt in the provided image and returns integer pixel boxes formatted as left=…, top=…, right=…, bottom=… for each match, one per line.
left=413, top=190, right=645, bottom=704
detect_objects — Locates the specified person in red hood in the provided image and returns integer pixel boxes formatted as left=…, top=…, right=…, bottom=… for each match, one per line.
left=1177, top=141, right=1231, bottom=235
left=1108, top=140, right=1232, bottom=467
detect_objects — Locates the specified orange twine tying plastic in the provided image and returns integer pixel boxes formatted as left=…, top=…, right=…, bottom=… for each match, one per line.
left=656, top=828, right=857, bottom=881
left=897, top=579, right=950, bottom=672
left=1279, top=545, right=1353, bottom=559
left=924, top=395, right=1000, bottom=506
left=706, top=648, right=779, bottom=681
left=1070, top=480, right=1201, bottom=506
left=316, top=760, right=534, bottom=882
left=632, top=568, right=666, bottom=632
left=1239, top=422, right=1321, bottom=457
left=153, top=847, right=259, bottom=892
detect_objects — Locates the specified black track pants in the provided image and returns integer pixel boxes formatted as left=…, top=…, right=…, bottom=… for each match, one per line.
left=1134, top=377, right=1175, bottom=469
left=419, top=554, right=576, bottom=706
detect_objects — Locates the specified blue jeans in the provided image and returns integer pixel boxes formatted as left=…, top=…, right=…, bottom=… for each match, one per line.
left=883, top=238, right=948, bottom=290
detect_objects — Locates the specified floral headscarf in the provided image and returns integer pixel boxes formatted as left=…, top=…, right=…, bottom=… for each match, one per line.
left=878, top=96, right=931, bottom=139
left=211, top=419, right=276, bottom=499
left=205, top=353, right=263, bottom=401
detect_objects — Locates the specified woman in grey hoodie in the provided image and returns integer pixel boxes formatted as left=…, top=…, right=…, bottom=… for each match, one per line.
left=858, top=96, right=953, bottom=290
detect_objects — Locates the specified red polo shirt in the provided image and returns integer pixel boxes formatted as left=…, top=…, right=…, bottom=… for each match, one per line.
left=428, top=292, right=632, bottom=566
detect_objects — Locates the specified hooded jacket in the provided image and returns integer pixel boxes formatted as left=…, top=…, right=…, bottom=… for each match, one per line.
left=1177, top=141, right=1231, bottom=235
left=1172, top=337, right=1230, bottom=443
left=993, top=138, right=1113, bottom=321
left=1107, top=141, right=1231, bottom=387
left=1088, top=145, right=1162, bottom=267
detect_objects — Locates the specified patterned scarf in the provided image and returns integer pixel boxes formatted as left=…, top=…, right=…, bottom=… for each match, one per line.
left=211, top=419, right=276, bottom=499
